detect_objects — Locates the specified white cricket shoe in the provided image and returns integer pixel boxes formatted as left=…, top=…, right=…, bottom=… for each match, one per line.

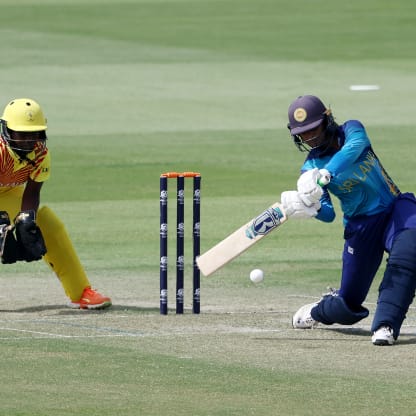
left=292, top=302, right=319, bottom=328
left=372, top=326, right=394, bottom=346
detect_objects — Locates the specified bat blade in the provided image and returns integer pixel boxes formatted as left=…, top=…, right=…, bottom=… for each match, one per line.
left=196, top=202, right=287, bottom=276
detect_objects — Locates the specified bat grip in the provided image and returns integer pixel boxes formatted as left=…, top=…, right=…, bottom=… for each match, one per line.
left=317, top=177, right=329, bottom=186
left=317, top=169, right=331, bottom=186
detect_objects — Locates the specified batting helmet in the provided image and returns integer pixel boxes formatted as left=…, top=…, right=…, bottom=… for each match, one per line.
left=287, top=95, right=336, bottom=152
left=287, top=95, right=329, bottom=135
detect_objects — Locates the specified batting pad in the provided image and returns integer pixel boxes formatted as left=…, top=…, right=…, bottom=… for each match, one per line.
left=37, top=206, right=90, bottom=301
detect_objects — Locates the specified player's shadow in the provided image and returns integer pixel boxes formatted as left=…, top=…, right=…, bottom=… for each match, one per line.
left=324, top=327, right=416, bottom=345
left=323, top=327, right=371, bottom=337
left=256, top=326, right=416, bottom=345
left=0, top=305, right=66, bottom=313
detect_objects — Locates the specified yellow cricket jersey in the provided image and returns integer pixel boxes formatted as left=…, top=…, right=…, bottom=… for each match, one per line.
left=0, top=136, right=50, bottom=190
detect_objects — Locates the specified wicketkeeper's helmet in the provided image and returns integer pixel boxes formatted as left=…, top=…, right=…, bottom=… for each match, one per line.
left=0, top=98, right=47, bottom=154
left=1, top=98, right=47, bottom=132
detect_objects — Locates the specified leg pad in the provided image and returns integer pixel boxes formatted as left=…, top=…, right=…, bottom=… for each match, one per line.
left=37, top=206, right=90, bottom=301
left=312, top=294, right=369, bottom=325
left=371, top=229, right=416, bottom=338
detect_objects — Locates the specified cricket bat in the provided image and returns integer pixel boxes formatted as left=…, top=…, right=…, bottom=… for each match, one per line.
left=196, top=202, right=287, bottom=276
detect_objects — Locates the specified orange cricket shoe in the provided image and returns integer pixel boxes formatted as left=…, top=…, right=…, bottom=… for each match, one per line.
left=69, top=287, right=112, bottom=310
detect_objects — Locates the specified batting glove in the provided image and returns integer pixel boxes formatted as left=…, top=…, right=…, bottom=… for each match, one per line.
left=297, top=168, right=327, bottom=207
left=281, top=191, right=320, bottom=219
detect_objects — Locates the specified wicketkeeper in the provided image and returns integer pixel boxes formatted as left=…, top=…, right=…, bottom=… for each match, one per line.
left=282, top=95, right=416, bottom=346
left=0, top=98, right=111, bottom=309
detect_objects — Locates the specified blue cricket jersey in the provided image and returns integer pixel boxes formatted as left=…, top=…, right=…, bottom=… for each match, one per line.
left=301, top=120, right=400, bottom=224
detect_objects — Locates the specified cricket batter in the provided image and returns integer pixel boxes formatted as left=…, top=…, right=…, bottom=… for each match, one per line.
left=0, top=98, right=111, bottom=309
left=281, top=95, right=416, bottom=345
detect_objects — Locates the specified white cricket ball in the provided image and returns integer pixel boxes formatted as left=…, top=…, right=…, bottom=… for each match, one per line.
left=249, top=269, right=264, bottom=283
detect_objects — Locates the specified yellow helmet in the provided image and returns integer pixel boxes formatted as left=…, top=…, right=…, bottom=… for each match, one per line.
left=1, top=98, right=47, bottom=132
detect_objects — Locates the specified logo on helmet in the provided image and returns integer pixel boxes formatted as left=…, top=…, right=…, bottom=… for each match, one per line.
left=25, top=111, right=35, bottom=122
left=294, top=108, right=307, bottom=122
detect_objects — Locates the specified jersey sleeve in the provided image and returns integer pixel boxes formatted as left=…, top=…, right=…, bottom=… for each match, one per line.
left=315, top=188, right=336, bottom=222
left=30, top=150, right=51, bottom=182
left=325, top=120, right=370, bottom=176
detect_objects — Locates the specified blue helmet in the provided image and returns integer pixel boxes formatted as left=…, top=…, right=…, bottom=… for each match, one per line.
left=287, top=95, right=336, bottom=152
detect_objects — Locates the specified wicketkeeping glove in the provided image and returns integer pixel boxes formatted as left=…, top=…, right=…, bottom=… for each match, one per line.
left=14, top=210, right=47, bottom=262
left=0, top=211, right=18, bottom=264
left=281, top=191, right=320, bottom=219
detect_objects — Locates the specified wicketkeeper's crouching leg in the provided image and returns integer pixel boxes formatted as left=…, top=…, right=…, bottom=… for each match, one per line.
left=37, top=206, right=111, bottom=309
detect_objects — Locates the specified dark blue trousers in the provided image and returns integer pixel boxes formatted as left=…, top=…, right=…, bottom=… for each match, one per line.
left=338, top=193, right=416, bottom=337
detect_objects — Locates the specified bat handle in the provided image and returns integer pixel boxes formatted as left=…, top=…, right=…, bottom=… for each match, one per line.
left=317, top=169, right=331, bottom=186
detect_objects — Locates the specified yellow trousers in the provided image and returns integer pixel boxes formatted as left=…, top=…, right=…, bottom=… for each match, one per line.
left=0, top=187, right=90, bottom=301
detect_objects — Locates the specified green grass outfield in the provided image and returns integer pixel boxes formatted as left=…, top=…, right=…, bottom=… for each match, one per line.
left=1, top=0, right=416, bottom=415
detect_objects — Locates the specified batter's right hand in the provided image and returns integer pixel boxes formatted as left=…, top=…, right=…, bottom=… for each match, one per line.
left=281, top=191, right=320, bottom=219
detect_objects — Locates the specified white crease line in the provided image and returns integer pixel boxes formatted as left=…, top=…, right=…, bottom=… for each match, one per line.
left=0, top=326, right=283, bottom=340
left=0, top=315, right=131, bottom=324
left=0, top=335, right=134, bottom=340
left=0, top=327, right=143, bottom=338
